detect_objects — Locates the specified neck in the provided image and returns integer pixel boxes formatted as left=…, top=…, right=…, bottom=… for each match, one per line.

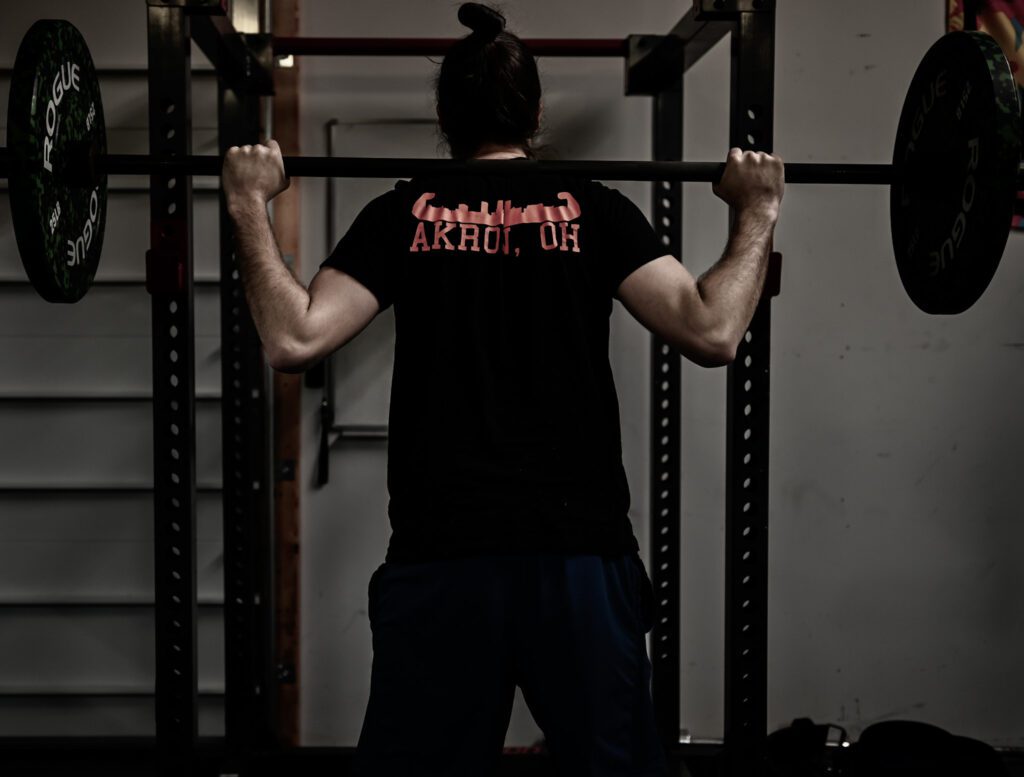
left=472, top=143, right=528, bottom=160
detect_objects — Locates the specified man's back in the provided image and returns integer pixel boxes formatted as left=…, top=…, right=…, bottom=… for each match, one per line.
left=322, top=173, right=666, bottom=563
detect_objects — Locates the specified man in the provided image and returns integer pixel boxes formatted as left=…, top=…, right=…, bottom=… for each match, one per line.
left=222, top=5, right=783, bottom=774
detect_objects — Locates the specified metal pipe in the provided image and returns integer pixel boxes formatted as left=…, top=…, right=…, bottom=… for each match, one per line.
left=0, top=149, right=992, bottom=186
left=96, top=155, right=900, bottom=183
left=271, top=36, right=628, bottom=58
left=331, top=424, right=389, bottom=442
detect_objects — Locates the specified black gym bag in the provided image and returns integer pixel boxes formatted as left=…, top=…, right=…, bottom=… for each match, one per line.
left=763, top=717, right=1009, bottom=777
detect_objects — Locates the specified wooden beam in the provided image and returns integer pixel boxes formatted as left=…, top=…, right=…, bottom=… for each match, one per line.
left=272, top=0, right=302, bottom=748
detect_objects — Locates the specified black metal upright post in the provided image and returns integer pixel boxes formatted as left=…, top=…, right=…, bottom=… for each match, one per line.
left=147, top=3, right=198, bottom=773
left=218, top=83, right=275, bottom=760
left=649, top=77, right=684, bottom=753
left=724, top=5, right=776, bottom=776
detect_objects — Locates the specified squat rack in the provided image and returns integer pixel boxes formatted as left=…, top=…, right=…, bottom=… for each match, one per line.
left=263, top=2, right=776, bottom=775
left=284, top=7, right=777, bottom=776
left=2, top=1, right=777, bottom=775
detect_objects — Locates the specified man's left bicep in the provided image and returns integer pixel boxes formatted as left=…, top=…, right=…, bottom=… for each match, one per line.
left=616, top=255, right=724, bottom=366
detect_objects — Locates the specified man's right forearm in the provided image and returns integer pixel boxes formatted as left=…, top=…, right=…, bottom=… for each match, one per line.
left=228, top=196, right=313, bottom=369
left=695, top=206, right=777, bottom=354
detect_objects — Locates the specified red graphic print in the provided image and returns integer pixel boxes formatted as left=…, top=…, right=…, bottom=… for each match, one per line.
left=409, top=192, right=582, bottom=256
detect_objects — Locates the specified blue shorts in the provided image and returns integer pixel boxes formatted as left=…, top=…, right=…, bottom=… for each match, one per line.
left=352, top=551, right=669, bottom=777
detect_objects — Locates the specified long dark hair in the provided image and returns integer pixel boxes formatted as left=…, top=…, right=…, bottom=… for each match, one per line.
left=436, top=3, right=542, bottom=159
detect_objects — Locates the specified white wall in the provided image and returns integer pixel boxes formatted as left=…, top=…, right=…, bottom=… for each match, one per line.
left=0, top=0, right=1022, bottom=753
left=296, top=0, right=1024, bottom=750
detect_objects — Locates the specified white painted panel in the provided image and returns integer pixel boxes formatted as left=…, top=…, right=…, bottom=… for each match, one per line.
left=0, top=401, right=222, bottom=488
left=0, top=335, right=221, bottom=397
left=0, top=697, right=224, bottom=737
left=0, top=493, right=223, bottom=603
left=0, top=608, right=223, bottom=694
left=0, top=285, right=222, bottom=396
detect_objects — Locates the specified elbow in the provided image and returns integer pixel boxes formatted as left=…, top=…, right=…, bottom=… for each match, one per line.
left=264, top=338, right=314, bottom=374
left=693, top=346, right=735, bottom=369
left=689, top=328, right=738, bottom=368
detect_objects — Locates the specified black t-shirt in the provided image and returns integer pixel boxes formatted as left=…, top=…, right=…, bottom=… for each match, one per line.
left=321, top=167, right=666, bottom=563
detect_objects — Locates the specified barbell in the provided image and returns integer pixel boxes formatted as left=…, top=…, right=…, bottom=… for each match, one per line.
left=3, top=19, right=1022, bottom=313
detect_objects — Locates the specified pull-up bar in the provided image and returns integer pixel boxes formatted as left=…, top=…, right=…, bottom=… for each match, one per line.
left=271, top=37, right=629, bottom=58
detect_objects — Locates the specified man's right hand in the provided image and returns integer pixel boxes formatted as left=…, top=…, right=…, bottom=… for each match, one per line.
left=712, top=148, right=785, bottom=219
left=222, top=139, right=290, bottom=214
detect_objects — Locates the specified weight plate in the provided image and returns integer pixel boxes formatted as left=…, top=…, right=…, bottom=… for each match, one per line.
left=7, top=19, right=107, bottom=303
left=891, top=31, right=1021, bottom=314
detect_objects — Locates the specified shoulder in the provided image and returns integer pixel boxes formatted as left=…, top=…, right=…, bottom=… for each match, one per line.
left=581, top=180, right=634, bottom=207
left=351, top=182, right=412, bottom=221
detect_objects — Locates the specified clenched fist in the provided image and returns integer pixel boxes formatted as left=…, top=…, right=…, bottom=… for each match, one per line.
left=222, top=139, right=290, bottom=210
left=713, top=148, right=785, bottom=219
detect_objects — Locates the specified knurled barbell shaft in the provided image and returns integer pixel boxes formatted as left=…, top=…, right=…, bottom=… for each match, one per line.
left=2, top=148, right=1019, bottom=187
left=0, top=149, right=930, bottom=185
left=104, top=154, right=897, bottom=184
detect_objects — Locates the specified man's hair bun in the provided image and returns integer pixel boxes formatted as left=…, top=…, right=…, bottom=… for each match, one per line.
left=457, top=3, right=506, bottom=40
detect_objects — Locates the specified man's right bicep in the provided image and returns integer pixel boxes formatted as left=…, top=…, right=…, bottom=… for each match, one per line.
left=302, top=265, right=382, bottom=361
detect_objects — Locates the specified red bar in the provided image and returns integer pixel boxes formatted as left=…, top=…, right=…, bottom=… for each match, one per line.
left=272, top=36, right=627, bottom=57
